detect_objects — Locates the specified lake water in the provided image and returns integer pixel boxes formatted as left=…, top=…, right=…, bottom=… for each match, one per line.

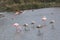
left=0, top=8, right=60, bottom=40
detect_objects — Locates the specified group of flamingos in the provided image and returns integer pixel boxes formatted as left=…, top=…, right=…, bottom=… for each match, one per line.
left=13, top=11, right=55, bottom=34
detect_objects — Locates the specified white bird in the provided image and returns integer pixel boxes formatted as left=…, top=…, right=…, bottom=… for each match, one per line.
left=42, top=16, right=47, bottom=21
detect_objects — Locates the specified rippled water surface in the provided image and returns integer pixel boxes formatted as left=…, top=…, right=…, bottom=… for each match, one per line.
left=0, top=8, right=60, bottom=40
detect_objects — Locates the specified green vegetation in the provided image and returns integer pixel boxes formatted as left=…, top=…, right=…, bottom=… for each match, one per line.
left=0, top=0, right=60, bottom=12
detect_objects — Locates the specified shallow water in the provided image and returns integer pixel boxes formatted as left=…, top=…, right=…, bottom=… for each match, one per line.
left=0, top=8, right=60, bottom=40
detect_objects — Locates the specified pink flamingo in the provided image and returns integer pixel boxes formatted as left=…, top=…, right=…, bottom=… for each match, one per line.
left=42, top=16, right=47, bottom=26
left=13, top=23, right=21, bottom=32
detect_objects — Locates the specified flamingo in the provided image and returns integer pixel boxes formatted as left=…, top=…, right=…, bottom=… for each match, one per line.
left=50, top=20, right=55, bottom=29
left=15, top=10, right=23, bottom=15
left=23, top=23, right=29, bottom=31
left=36, top=25, right=43, bottom=36
left=36, top=25, right=43, bottom=28
left=13, top=23, right=19, bottom=26
left=31, top=21, right=36, bottom=29
left=50, top=20, right=55, bottom=24
left=42, top=16, right=47, bottom=21
left=42, top=16, right=47, bottom=26
left=23, top=23, right=28, bottom=27
left=13, top=23, right=21, bottom=32
left=15, top=11, right=20, bottom=15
